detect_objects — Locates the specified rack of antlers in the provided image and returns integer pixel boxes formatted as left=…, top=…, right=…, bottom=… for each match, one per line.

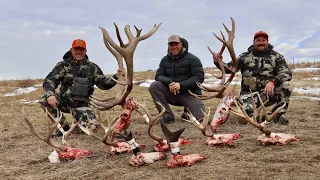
left=22, top=107, right=93, bottom=163
left=185, top=17, right=242, bottom=146
left=227, top=90, right=299, bottom=145
left=21, top=19, right=299, bottom=166
left=90, top=23, right=161, bottom=110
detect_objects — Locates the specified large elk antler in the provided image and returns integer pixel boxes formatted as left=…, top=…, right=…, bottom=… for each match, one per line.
left=90, top=23, right=162, bottom=111
left=191, top=17, right=237, bottom=100
left=22, top=107, right=79, bottom=151
left=228, top=90, right=286, bottom=136
left=134, top=100, right=166, bottom=143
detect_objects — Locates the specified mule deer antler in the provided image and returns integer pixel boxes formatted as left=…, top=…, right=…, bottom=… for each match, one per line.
left=45, top=108, right=80, bottom=145
left=134, top=100, right=166, bottom=143
left=22, top=107, right=79, bottom=151
left=191, top=17, right=237, bottom=100
left=77, top=109, right=121, bottom=147
left=90, top=23, right=162, bottom=111
left=228, top=90, right=286, bottom=136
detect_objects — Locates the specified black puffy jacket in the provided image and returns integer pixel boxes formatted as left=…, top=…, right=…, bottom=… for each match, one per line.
left=155, top=38, right=204, bottom=95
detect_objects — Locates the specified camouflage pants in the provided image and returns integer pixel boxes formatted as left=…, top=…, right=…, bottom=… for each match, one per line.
left=239, top=81, right=292, bottom=117
left=39, top=93, right=99, bottom=129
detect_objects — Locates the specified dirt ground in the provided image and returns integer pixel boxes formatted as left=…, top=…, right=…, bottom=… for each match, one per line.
left=0, top=71, right=319, bottom=180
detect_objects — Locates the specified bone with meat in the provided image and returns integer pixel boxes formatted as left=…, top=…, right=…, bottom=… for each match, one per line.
left=118, top=131, right=166, bottom=167
left=210, top=94, right=234, bottom=133
left=160, top=120, right=206, bottom=168
left=257, top=133, right=300, bottom=146
left=167, top=154, right=207, bottom=168
left=205, top=133, right=241, bottom=146
left=111, top=98, right=137, bottom=137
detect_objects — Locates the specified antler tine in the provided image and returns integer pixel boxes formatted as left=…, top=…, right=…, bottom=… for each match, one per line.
left=134, top=25, right=142, bottom=37
left=182, top=108, right=212, bottom=137
left=189, top=89, right=222, bottom=100
left=99, top=26, right=126, bottom=55
left=94, top=109, right=108, bottom=130
left=136, top=23, right=162, bottom=41
left=113, top=23, right=126, bottom=48
left=22, top=107, right=65, bottom=151
left=99, top=24, right=127, bottom=87
left=134, top=100, right=165, bottom=142
left=90, top=86, right=129, bottom=111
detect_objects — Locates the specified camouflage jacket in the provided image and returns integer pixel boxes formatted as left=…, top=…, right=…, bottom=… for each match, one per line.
left=215, top=44, right=292, bottom=94
left=43, top=50, right=117, bottom=101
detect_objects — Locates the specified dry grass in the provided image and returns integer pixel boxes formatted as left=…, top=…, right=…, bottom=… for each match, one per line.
left=0, top=78, right=42, bottom=88
left=0, top=67, right=319, bottom=180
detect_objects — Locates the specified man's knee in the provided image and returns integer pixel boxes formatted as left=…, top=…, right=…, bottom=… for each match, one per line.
left=73, top=107, right=95, bottom=121
left=149, top=81, right=163, bottom=93
left=277, top=81, right=292, bottom=95
left=39, top=94, right=49, bottom=107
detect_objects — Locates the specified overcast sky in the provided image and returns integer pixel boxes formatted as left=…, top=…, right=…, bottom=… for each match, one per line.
left=1, top=0, right=319, bottom=80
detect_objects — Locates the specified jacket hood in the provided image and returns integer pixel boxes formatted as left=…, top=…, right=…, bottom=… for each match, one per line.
left=180, top=37, right=189, bottom=52
left=247, top=44, right=274, bottom=54
left=63, top=50, right=89, bottom=62
left=167, top=37, right=189, bottom=58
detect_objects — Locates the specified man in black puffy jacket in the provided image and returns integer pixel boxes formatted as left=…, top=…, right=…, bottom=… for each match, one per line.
left=149, top=35, right=205, bottom=124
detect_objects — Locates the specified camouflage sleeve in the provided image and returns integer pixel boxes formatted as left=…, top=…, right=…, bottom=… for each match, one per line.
left=93, top=64, right=117, bottom=90
left=43, top=61, right=66, bottom=98
left=272, top=53, right=292, bottom=85
left=155, top=57, right=174, bottom=85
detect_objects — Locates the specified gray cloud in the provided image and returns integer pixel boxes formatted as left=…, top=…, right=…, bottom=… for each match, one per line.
left=0, top=0, right=320, bottom=80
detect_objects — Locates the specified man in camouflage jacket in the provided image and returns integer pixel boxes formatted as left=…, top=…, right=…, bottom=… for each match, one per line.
left=39, top=39, right=123, bottom=135
left=213, top=31, right=292, bottom=124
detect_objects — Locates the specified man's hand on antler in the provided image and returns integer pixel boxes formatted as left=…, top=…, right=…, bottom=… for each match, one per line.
left=169, top=82, right=180, bottom=95
left=264, top=81, right=275, bottom=96
left=47, top=95, right=57, bottom=107
left=116, top=68, right=126, bottom=78
left=212, top=52, right=223, bottom=64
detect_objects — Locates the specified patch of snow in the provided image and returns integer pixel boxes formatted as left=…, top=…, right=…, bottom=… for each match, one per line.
left=34, top=84, right=43, bottom=87
left=293, top=87, right=320, bottom=96
left=293, top=68, right=320, bottom=72
left=302, top=77, right=320, bottom=81
left=139, top=82, right=152, bottom=87
left=3, top=87, right=38, bottom=96
left=20, top=99, right=39, bottom=104
left=291, top=96, right=320, bottom=101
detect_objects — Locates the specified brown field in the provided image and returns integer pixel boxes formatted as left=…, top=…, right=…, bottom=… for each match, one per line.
left=0, top=66, right=319, bottom=180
